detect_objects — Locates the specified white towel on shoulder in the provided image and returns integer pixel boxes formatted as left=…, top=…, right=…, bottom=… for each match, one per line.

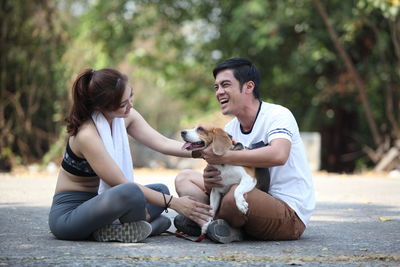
left=92, top=111, right=134, bottom=194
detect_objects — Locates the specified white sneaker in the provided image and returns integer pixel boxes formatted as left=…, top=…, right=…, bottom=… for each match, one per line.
left=93, top=220, right=152, bottom=243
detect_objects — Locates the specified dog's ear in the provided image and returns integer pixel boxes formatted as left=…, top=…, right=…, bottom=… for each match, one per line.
left=212, top=128, right=232, bottom=156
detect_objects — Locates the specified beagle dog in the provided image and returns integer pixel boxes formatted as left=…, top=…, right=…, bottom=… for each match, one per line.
left=181, top=126, right=257, bottom=236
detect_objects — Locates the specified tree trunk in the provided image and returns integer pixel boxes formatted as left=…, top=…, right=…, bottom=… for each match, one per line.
left=311, top=0, right=383, bottom=147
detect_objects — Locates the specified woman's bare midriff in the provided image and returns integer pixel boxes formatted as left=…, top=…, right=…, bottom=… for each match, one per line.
left=55, top=168, right=100, bottom=194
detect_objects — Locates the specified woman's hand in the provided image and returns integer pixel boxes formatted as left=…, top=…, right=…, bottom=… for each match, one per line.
left=170, top=196, right=212, bottom=226
left=203, top=164, right=223, bottom=193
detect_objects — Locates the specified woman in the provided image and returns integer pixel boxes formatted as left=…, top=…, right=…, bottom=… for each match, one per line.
left=49, top=68, right=211, bottom=242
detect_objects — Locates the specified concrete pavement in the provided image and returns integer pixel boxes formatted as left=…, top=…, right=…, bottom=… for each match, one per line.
left=0, top=169, right=399, bottom=266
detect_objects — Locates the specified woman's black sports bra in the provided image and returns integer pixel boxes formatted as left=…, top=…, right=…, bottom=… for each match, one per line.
left=61, top=140, right=97, bottom=177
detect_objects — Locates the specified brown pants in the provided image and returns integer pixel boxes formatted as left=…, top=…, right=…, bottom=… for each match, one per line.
left=216, top=185, right=305, bottom=241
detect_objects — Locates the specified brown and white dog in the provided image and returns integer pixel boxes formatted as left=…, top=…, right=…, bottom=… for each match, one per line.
left=181, top=126, right=257, bottom=236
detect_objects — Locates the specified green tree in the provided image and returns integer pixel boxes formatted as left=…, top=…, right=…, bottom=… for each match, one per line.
left=137, top=0, right=399, bottom=172
left=2, top=0, right=399, bottom=173
left=0, top=0, right=68, bottom=170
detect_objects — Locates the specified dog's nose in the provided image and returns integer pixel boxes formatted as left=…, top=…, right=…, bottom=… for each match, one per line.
left=181, top=130, right=187, bottom=138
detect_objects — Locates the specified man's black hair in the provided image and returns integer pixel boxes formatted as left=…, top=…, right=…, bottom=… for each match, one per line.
left=213, top=57, right=260, bottom=99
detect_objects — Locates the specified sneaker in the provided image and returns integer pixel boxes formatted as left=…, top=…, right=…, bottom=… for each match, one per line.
left=173, top=214, right=201, bottom=236
left=206, top=219, right=244, bottom=244
left=150, top=215, right=172, bottom=236
left=93, top=220, right=152, bottom=243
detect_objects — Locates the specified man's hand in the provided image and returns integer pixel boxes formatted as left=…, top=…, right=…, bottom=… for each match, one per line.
left=203, top=164, right=223, bottom=193
left=201, top=145, right=227, bottom=165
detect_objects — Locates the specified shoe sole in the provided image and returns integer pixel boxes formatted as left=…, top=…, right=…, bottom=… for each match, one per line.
left=93, top=221, right=152, bottom=243
left=206, top=219, right=243, bottom=244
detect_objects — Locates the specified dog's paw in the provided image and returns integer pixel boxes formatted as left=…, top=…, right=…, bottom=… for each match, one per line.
left=236, top=199, right=248, bottom=214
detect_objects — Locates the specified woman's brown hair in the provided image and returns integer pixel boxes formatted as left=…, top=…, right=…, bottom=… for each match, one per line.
left=66, top=68, right=128, bottom=136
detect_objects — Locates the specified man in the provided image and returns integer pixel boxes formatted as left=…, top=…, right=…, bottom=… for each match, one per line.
left=174, top=58, right=315, bottom=243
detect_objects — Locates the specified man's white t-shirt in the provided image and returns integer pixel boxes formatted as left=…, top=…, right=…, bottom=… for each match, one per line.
left=225, top=101, right=315, bottom=226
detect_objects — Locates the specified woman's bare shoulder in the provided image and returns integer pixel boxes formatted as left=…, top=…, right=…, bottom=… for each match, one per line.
left=71, top=120, right=101, bottom=154
left=75, top=120, right=98, bottom=139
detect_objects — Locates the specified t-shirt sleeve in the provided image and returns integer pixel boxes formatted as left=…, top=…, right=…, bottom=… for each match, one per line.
left=266, top=107, right=296, bottom=144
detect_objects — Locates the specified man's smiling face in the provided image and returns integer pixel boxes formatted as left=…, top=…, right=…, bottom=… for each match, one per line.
left=214, top=69, right=243, bottom=116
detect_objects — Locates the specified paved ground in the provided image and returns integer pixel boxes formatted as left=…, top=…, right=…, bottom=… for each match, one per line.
left=0, top=169, right=399, bottom=266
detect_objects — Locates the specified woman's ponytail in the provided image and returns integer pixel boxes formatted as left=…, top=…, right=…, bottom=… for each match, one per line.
left=65, top=69, right=95, bottom=136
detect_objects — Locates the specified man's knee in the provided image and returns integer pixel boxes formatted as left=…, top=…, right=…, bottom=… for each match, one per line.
left=175, top=169, right=193, bottom=185
left=175, top=169, right=198, bottom=195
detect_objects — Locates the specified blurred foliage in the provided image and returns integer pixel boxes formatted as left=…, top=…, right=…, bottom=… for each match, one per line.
left=0, top=0, right=68, bottom=170
left=1, top=0, right=399, bottom=172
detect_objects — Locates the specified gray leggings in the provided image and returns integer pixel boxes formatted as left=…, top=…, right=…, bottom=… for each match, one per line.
left=48, top=183, right=169, bottom=240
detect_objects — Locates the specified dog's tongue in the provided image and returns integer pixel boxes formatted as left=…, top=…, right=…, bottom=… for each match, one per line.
left=182, top=142, right=192, bottom=150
